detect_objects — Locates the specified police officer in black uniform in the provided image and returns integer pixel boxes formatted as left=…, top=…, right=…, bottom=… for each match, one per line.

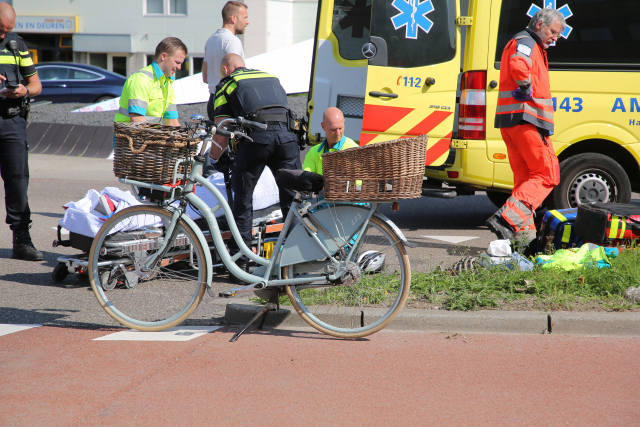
left=0, top=3, right=43, bottom=261
left=209, top=53, right=301, bottom=271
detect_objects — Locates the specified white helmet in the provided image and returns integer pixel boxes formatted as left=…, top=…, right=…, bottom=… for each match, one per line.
left=356, top=250, right=386, bottom=273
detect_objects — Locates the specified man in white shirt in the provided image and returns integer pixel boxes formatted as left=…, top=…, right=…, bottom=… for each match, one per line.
left=204, top=1, right=249, bottom=120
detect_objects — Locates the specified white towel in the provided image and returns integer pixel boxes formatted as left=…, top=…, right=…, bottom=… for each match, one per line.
left=59, top=187, right=146, bottom=238
left=59, top=168, right=281, bottom=238
left=184, top=168, right=280, bottom=220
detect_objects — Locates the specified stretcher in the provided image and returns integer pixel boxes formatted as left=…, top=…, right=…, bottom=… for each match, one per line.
left=51, top=167, right=283, bottom=283
left=52, top=203, right=283, bottom=282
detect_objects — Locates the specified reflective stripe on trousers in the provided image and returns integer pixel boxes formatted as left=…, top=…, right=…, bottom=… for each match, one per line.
left=496, top=196, right=534, bottom=232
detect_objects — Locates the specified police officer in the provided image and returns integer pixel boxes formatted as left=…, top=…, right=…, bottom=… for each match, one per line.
left=0, top=3, right=43, bottom=261
left=115, top=37, right=187, bottom=125
left=487, top=8, right=564, bottom=242
left=209, top=53, right=301, bottom=271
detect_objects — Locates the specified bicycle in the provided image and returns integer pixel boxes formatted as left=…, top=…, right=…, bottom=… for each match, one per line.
left=88, top=115, right=420, bottom=340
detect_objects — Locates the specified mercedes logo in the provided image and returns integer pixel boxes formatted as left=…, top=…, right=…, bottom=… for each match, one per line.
left=362, top=43, right=377, bottom=59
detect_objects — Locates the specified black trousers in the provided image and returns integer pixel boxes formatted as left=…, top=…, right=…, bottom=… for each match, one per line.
left=231, top=123, right=301, bottom=252
left=0, top=115, right=31, bottom=230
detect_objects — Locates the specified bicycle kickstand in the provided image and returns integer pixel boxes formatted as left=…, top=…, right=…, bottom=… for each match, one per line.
left=229, top=293, right=280, bottom=342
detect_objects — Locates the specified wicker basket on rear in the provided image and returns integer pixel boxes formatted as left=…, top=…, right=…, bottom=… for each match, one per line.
left=322, top=135, right=428, bottom=201
left=113, top=122, right=197, bottom=184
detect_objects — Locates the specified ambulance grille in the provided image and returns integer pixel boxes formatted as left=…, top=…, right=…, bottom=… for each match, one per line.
left=337, top=95, right=365, bottom=118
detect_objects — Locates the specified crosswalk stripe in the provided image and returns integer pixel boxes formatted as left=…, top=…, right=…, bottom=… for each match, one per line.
left=93, top=326, right=222, bottom=341
left=0, top=324, right=41, bottom=337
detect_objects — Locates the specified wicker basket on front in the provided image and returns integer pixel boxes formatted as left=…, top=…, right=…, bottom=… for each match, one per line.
left=322, top=135, right=428, bottom=201
left=113, top=122, right=197, bottom=184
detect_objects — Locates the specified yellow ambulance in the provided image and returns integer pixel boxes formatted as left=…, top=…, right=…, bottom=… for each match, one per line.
left=306, top=0, right=640, bottom=209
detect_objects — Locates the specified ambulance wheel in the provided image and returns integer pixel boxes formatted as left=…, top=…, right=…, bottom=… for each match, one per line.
left=52, top=263, right=68, bottom=282
left=485, top=190, right=510, bottom=209
left=550, top=153, right=631, bottom=209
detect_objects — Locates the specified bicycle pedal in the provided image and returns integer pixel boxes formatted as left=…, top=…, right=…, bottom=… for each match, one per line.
left=219, top=291, right=235, bottom=298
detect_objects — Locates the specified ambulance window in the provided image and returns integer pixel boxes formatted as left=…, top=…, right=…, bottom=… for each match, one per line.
left=333, top=0, right=373, bottom=60
left=495, top=0, right=640, bottom=70
left=369, top=0, right=456, bottom=68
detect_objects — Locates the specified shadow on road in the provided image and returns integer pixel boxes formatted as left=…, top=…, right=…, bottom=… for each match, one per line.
left=0, top=306, right=116, bottom=330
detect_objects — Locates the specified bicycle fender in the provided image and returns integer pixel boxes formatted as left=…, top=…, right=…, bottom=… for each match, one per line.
left=373, top=212, right=417, bottom=248
left=280, top=205, right=370, bottom=267
left=180, top=215, right=213, bottom=288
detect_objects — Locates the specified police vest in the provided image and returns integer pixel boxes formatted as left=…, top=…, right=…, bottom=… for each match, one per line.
left=0, top=33, right=26, bottom=106
left=214, top=68, right=289, bottom=118
left=495, top=30, right=554, bottom=132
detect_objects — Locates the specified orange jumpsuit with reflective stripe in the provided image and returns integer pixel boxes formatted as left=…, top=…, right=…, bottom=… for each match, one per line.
left=494, top=29, right=560, bottom=233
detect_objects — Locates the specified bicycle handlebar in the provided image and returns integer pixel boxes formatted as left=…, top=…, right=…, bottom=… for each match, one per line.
left=237, top=117, right=268, bottom=131
left=214, top=127, right=233, bottom=138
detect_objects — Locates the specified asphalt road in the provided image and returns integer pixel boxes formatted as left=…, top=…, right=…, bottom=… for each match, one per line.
left=3, top=154, right=640, bottom=426
left=0, top=153, right=500, bottom=328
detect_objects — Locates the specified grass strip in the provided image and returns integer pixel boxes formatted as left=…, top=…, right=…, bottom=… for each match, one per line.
left=409, top=247, right=640, bottom=312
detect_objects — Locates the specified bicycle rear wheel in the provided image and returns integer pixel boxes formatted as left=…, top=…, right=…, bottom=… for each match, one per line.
left=88, top=205, right=208, bottom=331
left=284, top=216, right=410, bottom=339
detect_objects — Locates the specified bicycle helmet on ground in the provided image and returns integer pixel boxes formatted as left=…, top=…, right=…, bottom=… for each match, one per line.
left=356, top=250, right=385, bottom=273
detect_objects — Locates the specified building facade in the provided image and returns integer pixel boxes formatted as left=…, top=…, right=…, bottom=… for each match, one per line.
left=12, top=0, right=317, bottom=77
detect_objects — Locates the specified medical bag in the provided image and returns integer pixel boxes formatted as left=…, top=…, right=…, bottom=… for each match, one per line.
left=574, top=203, right=640, bottom=245
left=536, top=208, right=583, bottom=252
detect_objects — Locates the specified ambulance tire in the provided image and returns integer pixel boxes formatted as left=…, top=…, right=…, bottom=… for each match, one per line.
left=549, top=153, right=631, bottom=209
left=485, top=190, right=510, bottom=209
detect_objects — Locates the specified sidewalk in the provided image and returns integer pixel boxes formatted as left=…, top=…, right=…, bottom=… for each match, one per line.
left=224, top=303, right=640, bottom=336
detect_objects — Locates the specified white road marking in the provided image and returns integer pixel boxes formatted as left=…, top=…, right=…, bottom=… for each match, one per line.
left=94, top=326, right=221, bottom=341
left=421, top=235, right=479, bottom=244
left=0, top=324, right=41, bottom=337
left=107, top=151, right=114, bottom=160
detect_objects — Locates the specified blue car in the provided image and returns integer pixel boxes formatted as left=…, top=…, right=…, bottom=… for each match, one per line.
left=34, top=62, right=127, bottom=104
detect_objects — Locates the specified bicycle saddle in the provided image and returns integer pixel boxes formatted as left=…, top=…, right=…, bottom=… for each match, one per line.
left=276, top=169, right=324, bottom=193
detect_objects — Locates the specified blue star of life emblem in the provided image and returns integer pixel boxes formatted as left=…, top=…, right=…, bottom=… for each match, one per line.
left=391, top=0, right=435, bottom=40
left=527, top=0, right=573, bottom=45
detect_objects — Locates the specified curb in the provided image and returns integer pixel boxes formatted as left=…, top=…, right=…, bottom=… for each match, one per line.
left=224, top=303, right=640, bottom=336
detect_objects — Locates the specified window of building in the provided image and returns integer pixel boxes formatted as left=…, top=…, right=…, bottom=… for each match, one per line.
left=90, top=53, right=108, bottom=70
left=193, top=57, right=204, bottom=75
left=112, top=56, right=127, bottom=77
left=145, top=0, right=187, bottom=15
left=170, top=0, right=187, bottom=14
left=495, top=0, right=640, bottom=70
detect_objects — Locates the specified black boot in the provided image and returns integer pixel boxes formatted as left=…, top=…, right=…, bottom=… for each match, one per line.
left=229, top=260, right=247, bottom=284
left=13, top=226, right=44, bottom=261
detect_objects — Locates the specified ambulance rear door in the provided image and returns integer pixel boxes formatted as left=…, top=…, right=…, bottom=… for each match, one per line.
left=361, top=0, right=460, bottom=166
left=307, top=0, right=373, bottom=144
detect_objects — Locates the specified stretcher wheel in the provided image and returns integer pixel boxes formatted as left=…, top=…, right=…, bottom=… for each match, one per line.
left=100, top=271, right=117, bottom=291
left=52, top=263, right=69, bottom=282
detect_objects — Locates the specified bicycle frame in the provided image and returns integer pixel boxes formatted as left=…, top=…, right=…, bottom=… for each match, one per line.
left=118, top=131, right=386, bottom=294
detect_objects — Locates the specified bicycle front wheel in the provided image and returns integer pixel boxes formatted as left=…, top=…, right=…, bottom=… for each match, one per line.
left=284, top=216, right=410, bottom=339
left=88, top=205, right=208, bottom=331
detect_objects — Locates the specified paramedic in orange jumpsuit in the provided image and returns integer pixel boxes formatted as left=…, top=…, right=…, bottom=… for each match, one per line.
left=486, top=8, right=565, bottom=242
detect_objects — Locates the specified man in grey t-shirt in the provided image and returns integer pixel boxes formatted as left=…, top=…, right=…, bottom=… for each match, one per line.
left=204, top=1, right=249, bottom=120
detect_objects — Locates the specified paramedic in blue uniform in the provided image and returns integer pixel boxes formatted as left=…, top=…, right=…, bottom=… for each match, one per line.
left=0, top=3, right=43, bottom=261
left=209, top=53, right=301, bottom=272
